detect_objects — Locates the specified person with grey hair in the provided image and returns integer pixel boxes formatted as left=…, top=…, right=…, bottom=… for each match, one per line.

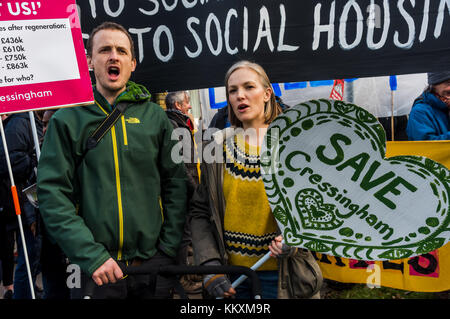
left=407, top=71, right=450, bottom=141
left=164, top=91, right=202, bottom=294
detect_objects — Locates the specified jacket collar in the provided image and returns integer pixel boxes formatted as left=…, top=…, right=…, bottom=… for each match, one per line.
left=417, top=91, right=448, bottom=112
left=93, top=81, right=151, bottom=111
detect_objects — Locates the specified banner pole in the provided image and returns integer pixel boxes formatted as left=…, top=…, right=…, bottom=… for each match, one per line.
left=28, top=112, right=41, bottom=160
left=390, top=91, right=395, bottom=141
left=0, top=119, right=36, bottom=300
left=389, top=76, right=398, bottom=141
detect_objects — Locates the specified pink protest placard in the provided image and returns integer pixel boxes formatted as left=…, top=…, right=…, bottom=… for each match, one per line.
left=0, top=0, right=93, bottom=114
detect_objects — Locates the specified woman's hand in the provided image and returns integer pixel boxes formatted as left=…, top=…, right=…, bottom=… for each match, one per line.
left=269, top=235, right=297, bottom=258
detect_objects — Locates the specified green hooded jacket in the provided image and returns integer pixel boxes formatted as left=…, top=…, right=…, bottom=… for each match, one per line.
left=37, top=82, right=187, bottom=276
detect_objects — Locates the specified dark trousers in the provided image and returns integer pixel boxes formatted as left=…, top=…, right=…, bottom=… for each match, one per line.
left=40, top=229, right=70, bottom=299
left=75, top=252, right=177, bottom=299
left=0, top=222, right=15, bottom=287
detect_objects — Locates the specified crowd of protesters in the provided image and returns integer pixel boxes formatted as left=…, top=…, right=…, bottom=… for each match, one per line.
left=0, top=21, right=449, bottom=300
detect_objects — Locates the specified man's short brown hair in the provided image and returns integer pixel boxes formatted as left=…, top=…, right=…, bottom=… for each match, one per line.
left=86, top=22, right=136, bottom=60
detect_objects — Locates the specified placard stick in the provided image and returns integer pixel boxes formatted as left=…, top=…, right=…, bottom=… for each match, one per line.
left=0, top=119, right=36, bottom=299
left=28, top=112, right=41, bottom=160
left=231, top=251, right=272, bottom=290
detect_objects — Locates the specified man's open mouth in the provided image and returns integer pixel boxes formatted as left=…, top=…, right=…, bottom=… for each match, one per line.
left=108, top=66, right=120, bottom=79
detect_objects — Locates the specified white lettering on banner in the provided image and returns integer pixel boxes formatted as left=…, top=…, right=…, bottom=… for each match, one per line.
left=138, top=0, right=159, bottom=16
left=104, top=0, right=125, bottom=18
left=205, top=13, right=222, bottom=56
left=129, top=27, right=152, bottom=63
left=182, top=0, right=197, bottom=9
left=434, top=0, right=450, bottom=38
left=224, top=9, right=238, bottom=55
left=367, top=0, right=390, bottom=50
left=394, top=0, right=416, bottom=49
left=312, top=1, right=336, bottom=50
left=88, top=0, right=97, bottom=18
left=76, top=1, right=450, bottom=63
left=184, top=17, right=202, bottom=58
left=253, top=6, right=274, bottom=52
left=366, top=3, right=381, bottom=28
left=153, top=25, right=174, bottom=62
left=278, top=4, right=299, bottom=52
left=243, top=6, right=248, bottom=52
left=162, top=0, right=178, bottom=12
left=419, top=0, right=430, bottom=42
left=339, top=0, right=364, bottom=50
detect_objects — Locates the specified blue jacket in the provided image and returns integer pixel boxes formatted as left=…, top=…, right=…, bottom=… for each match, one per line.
left=406, top=91, right=450, bottom=141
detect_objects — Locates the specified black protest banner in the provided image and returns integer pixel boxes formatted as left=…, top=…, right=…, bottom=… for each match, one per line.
left=76, top=0, right=450, bottom=92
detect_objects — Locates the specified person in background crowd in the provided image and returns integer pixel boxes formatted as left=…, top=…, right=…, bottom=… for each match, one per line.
left=37, top=22, right=187, bottom=299
left=190, top=60, right=322, bottom=299
left=41, top=110, right=56, bottom=137
left=165, top=91, right=202, bottom=295
left=407, top=71, right=450, bottom=140
left=0, top=111, right=43, bottom=299
left=0, top=114, right=15, bottom=299
left=209, top=106, right=230, bottom=130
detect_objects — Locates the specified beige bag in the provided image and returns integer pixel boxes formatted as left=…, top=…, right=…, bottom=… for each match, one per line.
left=278, top=249, right=323, bottom=299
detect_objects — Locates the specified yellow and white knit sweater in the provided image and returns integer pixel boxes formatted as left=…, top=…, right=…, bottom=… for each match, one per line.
left=222, top=132, right=278, bottom=271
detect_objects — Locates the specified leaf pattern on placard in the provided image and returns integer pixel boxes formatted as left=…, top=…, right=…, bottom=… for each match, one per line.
left=415, top=238, right=446, bottom=255
left=272, top=206, right=288, bottom=226
left=377, top=249, right=414, bottom=260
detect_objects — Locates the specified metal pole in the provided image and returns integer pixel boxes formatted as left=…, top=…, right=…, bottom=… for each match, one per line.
left=28, top=111, right=41, bottom=160
left=0, top=119, right=36, bottom=299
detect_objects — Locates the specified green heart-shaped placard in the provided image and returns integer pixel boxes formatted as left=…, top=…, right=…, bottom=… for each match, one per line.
left=261, top=99, right=450, bottom=260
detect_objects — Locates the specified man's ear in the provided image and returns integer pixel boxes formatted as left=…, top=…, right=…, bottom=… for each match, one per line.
left=131, top=58, right=137, bottom=72
left=87, top=56, right=93, bottom=70
left=174, top=101, right=182, bottom=111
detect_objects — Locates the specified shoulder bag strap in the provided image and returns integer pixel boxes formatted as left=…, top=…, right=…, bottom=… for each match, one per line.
left=76, top=102, right=128, bottom=168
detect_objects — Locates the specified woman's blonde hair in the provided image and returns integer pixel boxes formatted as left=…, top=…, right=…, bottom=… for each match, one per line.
left=224, top=60, right=282, bottom=128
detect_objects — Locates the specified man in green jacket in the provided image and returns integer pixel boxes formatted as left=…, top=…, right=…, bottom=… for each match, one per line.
left=37, top=22, right=187, bottom=298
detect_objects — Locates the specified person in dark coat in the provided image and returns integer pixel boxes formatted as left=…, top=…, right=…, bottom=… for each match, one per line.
left=165, top=91, right=202, bottom=294
left=0, top=111, right=43, bottom=299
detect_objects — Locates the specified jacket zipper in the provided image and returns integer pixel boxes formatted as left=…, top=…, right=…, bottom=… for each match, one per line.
left=121, top=115, right=128, bottom=146
left=110, top=125, right=124, bottom=260
left=95, top=99, right=126, bottom=261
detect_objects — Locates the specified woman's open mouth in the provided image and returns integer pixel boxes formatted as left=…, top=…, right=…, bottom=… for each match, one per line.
left=237, top=104, right=249, bottom=112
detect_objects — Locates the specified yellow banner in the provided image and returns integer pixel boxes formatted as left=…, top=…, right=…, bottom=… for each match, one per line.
left=315, top=141, right=450, bottom=292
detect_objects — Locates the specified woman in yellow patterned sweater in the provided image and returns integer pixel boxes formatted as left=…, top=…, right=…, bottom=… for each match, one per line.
left=190, top=61, right=319, bottom=299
